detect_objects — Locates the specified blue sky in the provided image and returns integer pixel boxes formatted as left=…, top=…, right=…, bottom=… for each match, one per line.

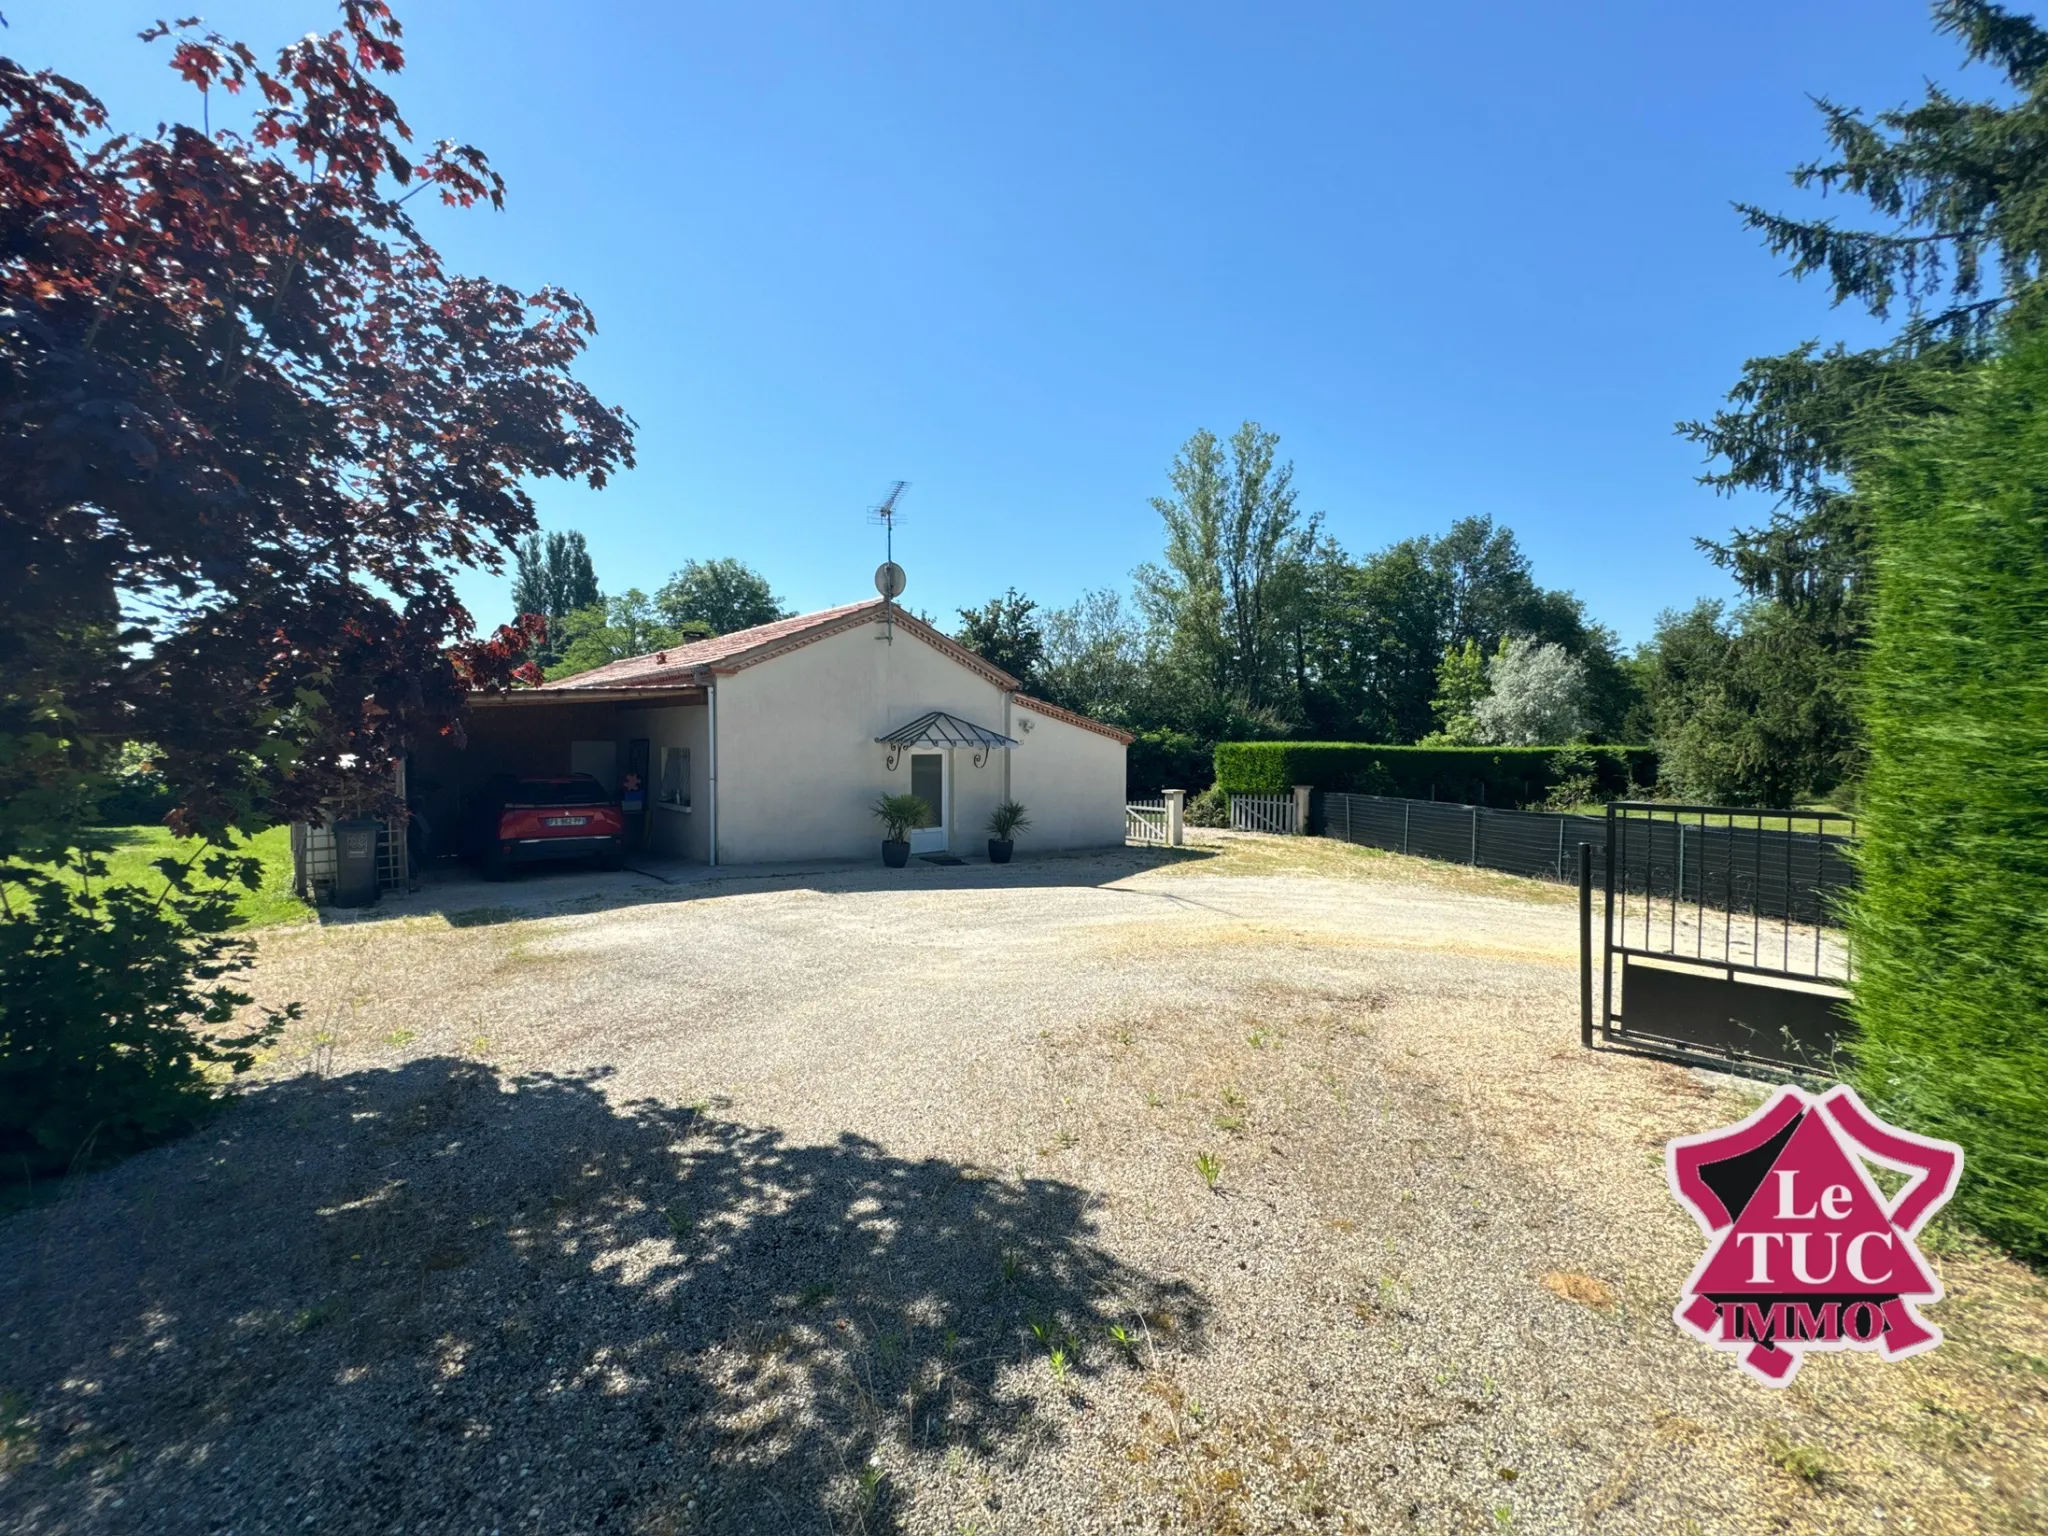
left=20, top=2, right=1985, bottom=644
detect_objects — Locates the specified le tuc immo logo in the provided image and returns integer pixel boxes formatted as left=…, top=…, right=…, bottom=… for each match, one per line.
left=1667, top=1085, right=1963, bottom=1385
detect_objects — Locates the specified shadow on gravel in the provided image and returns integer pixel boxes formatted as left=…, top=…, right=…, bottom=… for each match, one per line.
left=0, top=1059, right=1207, bottom=1535
left=356, top=843, right=1222, bottom=931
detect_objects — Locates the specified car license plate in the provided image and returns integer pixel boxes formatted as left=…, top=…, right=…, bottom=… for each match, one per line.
left=545, top=816, right=589, bottom=827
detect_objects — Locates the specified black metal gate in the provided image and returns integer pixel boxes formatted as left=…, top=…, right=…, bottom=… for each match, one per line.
left=1577, top=802, right=1857, bottom=1074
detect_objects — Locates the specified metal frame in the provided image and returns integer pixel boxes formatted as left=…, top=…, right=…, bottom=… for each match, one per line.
left=1586, top=801, right=1857, bottom=1074
left=876, top=710, right=1017, bottom=771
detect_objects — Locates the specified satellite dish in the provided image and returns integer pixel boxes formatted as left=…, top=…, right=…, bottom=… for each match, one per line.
left=875, top=561, right=907, bottom=600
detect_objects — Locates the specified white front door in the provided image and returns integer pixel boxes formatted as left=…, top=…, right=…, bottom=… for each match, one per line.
left=908, top=751, right=948, bottom=854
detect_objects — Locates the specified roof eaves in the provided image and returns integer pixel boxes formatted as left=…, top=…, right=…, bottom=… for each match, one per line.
left=1014, top=693, right=1135, bottom=745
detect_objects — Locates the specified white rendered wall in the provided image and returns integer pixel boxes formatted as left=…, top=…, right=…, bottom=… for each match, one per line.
left=710, top=617, right=1123, bottom=862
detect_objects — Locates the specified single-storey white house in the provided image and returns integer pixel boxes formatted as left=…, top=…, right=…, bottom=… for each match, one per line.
left=400, top=596, right=1131, bottom=870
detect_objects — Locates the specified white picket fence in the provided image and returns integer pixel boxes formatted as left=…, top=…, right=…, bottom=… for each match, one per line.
left=1229, top=792, right=1298, bottom=836
left=1125, top=798, right=1170, bottom=845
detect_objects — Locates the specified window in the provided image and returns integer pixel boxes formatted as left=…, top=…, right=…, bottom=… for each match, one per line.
left=909, top=753, right=943, bottom=827
left=659, top=746, right=690, bottom=810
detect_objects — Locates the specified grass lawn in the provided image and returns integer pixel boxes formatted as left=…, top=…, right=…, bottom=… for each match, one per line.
left=72, top=824, right=311, bottom=929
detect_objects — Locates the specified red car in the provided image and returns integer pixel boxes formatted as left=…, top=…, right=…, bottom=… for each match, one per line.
left=465, top=774, right=627, bottom=878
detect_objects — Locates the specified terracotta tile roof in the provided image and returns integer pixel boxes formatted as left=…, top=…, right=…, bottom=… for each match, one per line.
left=539, top=599, right=885, bottom=690
left=536, top=601, right=1133, bottom=746
left=1015, top=693, right=1137, bottom=744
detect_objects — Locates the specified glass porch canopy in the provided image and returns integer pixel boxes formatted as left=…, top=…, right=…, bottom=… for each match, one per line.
left=875, top=710, right=1019, bottom=768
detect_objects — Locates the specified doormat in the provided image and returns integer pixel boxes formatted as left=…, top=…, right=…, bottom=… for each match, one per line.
left=920, top=854, right=965, bottom=865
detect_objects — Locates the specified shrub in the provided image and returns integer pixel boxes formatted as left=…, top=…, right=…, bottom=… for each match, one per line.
left=1, top=853, right=293, bottom=1178
left=1185, top=786, right=1229, bottom=827
left=91, top=742, right=174, bottom=827
left=1212, top=742, right=1655, bottom=806
left=1853, top=316, right=2048, bottom=1260
left=985, top=800, right=1032, bottom=841
left=872, top=794, right=932, bottom=842
left=1126, top=728, right=1214, bottom=798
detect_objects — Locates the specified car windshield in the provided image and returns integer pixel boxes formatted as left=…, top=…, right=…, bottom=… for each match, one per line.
left=506, top=779, right=610, bottom=808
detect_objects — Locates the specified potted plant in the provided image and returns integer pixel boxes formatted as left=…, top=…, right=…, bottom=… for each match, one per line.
left=873, top=792, right=930, bottom=867
left=985, top=800, right=1031, bottom=864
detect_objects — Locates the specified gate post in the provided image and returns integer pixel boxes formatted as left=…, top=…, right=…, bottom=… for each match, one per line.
left=1292, top=784, right=1311, bottom=836
left=1162, top=789, right=1185, bottom=847
left=1601, top=805, right=1617, bottom=1043
left=1470, top=806, right=1479, bottom=865
left=1579, top=842, right=1594, bottom=1048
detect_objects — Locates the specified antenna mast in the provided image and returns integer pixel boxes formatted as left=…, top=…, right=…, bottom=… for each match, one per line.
left=869, top=480, right=909, bottom=643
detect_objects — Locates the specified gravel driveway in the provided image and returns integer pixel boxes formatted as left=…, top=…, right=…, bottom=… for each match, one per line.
left=3, top=836, right=2043, bottom=1535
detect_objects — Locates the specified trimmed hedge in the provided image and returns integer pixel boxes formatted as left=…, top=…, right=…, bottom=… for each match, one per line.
left=1853, top=317, right=2048, bottom=1261
left=1212, top=741, right=1656, bottom=807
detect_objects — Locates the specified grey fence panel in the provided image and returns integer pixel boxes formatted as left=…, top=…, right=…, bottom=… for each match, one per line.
left=1317, top=793, right=1857, bottom=917
left=1424, top=803, right=1483, bottom=864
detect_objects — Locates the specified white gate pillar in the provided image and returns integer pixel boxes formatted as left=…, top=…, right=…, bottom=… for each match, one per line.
left=1293, top=784, right=1312, bottom=835
left=1163, top=788, right=1186, bottom=846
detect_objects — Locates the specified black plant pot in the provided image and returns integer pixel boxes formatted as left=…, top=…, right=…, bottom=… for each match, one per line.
left=882, top=839, right=911, bottom=868
left=987, top=839, right=1013, bottom=864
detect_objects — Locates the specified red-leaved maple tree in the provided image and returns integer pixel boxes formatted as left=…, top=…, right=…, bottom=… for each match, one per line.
left=0, top=3, right=633, bottom=856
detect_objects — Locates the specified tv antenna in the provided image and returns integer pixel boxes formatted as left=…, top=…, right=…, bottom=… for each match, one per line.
left=868, top=480, right=908, bottom=642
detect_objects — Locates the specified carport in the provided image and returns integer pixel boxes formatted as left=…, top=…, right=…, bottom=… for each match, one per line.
left=406, top=685, right=707, bottom=868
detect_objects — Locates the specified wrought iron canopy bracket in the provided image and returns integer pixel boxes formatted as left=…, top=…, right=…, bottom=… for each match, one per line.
left=875, top=710, right=1017, bottom=773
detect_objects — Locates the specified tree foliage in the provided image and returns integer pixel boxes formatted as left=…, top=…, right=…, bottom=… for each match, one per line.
left=1470, top=639, right=1588, bottom=747
left=1292, top=518, right=1632, bottom=745
left=0, top=4, right=625, bottom=1176
left=511, top=530, right=601, bottom=665
left=1136, top=423, right=1316, bottom=726
left=1675, top=0, right=2048, bottom=803
left=0, top=5, right=632, bottom=857
left=548, top=592, right=710, bottom=680
left=1037, top=589, right=1149, bottom=725
left=656, top=558, right=785, bottom=636
left=955, top=589, right=1046, bottom=689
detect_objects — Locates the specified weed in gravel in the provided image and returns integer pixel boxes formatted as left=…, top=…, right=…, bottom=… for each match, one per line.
left=1196, top=1151, right=1223, bottom=1191
left=1107, top=1322, right=1142, bottom=1365
left=1048, top=1346, right=1071, bottom=1386
left=1247, top=1028, right=1272, bottom=1049
left=853, top=1462, right=886, bottom=1518
left=800, top=1281, right=834, bottom=1308
left=664, top=1201, right=692, bottom=1239
left=1765, top=1431, right=1838, bottom=1486
left=997, top=1249, right=1022, bottom=1287
left=1030, top=1318, right=1078, bottom=1356
left=384, top=1029, right=416, bottom=1046
left=1213, top=1087, right=1247, bottom=1134
left=0, top=1388, right=36, bottom=1474
left=291, top=1295, right=344, bottom=1333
